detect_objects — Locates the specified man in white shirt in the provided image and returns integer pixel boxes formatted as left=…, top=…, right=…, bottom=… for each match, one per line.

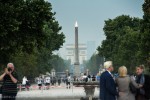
left=66, top=74, right=71, bottom=89
left=22, top=76, right=27, bottom=86
left=37, top=77, right=42, bottom=90
left=45, top=76, right=51, bottom=89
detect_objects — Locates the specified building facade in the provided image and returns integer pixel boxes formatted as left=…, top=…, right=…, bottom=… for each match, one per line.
left=66, top=44, right=87, bottom=65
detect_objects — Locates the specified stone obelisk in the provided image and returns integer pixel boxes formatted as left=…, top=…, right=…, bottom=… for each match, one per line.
left=74, top=21, right=80, bottom=77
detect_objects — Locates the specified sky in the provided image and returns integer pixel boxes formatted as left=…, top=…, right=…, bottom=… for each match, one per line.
left=48, top=0, right=144, bottom=59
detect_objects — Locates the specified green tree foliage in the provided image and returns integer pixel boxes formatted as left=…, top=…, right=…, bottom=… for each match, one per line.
left=49, top=55, right=71, bottom=72
left=97, top=1, right=150, bottom=73
left=11, top=52, right=69, bottom=80
left=0, top=0, right=65, bottom=79
left=0, top=0, right=23, bottom=64
left=97, top=15, right=142, bottom=73
left=85, top=54, right=104, bottom=75
left=11, top=52, right=38, bottom=80
left=141, top=0, right=150, bottom=71
left=0, top=0, right=65, bottom=65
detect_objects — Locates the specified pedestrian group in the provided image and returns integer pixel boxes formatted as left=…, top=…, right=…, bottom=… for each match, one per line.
left=100, top=61, right=150, bottom=100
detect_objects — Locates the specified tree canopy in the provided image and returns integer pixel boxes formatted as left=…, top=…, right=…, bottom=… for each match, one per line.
left=0, top=0, right=65, bottom=79
left=0, top=0, right=65, bottom=64
left=140, top=0, right=150, bottom=71
left=97, top=1, right=150, bottom=73
left=84, top=54, right=104, bottom=75
left=97, top=15, right=143, bottom=73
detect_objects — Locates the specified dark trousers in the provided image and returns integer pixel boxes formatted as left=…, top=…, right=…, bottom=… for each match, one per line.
left=135, top=94, right=148, bottom=100
left=2, top=94, right=16, bottom=100
left=66, top=82, right=70, bottom=88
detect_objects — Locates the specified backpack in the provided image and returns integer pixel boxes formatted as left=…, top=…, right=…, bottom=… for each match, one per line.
left=143, top=74, right=150, bottom=99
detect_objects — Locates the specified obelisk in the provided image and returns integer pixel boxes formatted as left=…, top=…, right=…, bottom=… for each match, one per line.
left=74, top=21, right=80, bottom=77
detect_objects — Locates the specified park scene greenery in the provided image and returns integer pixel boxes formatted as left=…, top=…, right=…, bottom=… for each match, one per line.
left=0, top=0, right=150, bottom=80
left=97, top=0, right=150, bottom=74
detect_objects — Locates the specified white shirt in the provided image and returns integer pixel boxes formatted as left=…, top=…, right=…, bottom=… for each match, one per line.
left=22, top=77, right=28, bottom=85
left=82, top=75, right=87, bottom=80
left=106, top=70, right=111, bottom=75
left=45, top=77, right=50, bottom=83
left=67, top=76, right=71, bottom=82
left=37, top=77, right=42, bottom=84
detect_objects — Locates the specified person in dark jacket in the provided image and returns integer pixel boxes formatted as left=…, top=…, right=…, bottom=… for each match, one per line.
left=135, top=65, right=148, bottom=100
left=100, top=61, right=118, bottom=100
left=0, top=63, right=18, bottom=100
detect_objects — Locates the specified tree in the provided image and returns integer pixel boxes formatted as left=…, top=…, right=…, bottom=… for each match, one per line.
left=97, top=15, right=142, bottom=73
left=0, top=0, right=65, bottom=79
left=85, top=54, right=104, bottom=75
left=49, top=55, right=70, bottom=72
left=0, top=0, right=65, bottom=66
left=141, top=0, right=150, bottom=72
left=0, top=0, right=23, bottom=65
left=11, top=52, right=38, bottom=80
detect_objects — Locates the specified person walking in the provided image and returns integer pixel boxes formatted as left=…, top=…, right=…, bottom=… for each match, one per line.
left=22, top=76, right=27, bottom=87
left=92, top=75, right=96, bottom=81
left=37, top=76, right=42, bottom=90
left=66, top=74, right=71, bottom=89
left=45, top=75, right=50, bottom=89
left=82, top=73, right=87, bottom=82
left=58, top=77, right=61, bottom=86
left=116, top=66, right=142, bottom=100
left=22, top=76, right=29, bottom=90
left=0, top=63, right=18, bottom=100
left=100, top=61, right=118, bottom=100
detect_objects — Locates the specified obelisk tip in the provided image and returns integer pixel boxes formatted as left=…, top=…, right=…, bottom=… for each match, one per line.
left=75, top=21, right=78, bottom=27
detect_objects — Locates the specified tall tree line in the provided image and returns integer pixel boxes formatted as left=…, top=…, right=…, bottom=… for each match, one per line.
left=97, top=1, right=150, bottom=73
left=84, top=54, right=104, bottom=75
left=0, top=0, right=65, bottom=80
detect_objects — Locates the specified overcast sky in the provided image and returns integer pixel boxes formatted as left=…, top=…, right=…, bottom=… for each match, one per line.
left=48, top=0, right=144, bottom=58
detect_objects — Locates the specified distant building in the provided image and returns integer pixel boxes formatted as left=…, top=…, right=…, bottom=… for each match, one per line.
left=66, top=44, right=87, bottom=65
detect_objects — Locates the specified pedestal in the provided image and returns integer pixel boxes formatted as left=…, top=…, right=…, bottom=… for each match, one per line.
left=74, top=64, right=80, bottom=77
left=84, top=86, right=95, bottom=97
left=73, top=81, right=99, bottom=100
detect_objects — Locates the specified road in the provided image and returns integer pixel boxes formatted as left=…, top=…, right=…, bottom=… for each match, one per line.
left=1, top=83, right=99, bottom=100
